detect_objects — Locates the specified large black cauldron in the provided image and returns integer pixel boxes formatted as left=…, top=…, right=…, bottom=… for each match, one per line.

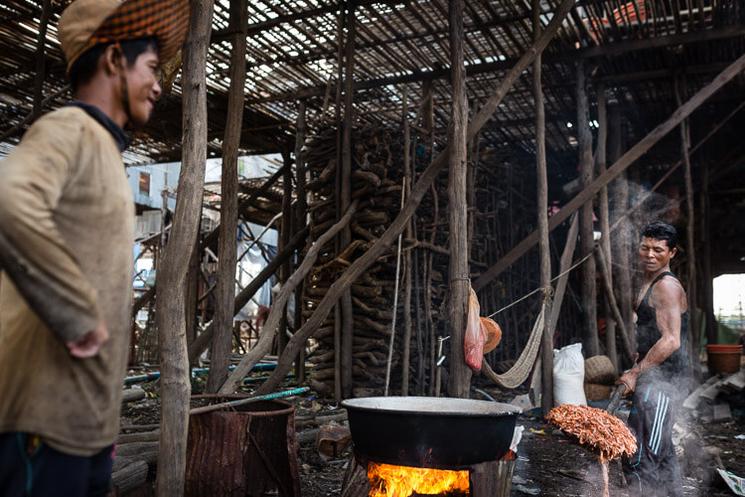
left=342, top=396, right=520, bottom=469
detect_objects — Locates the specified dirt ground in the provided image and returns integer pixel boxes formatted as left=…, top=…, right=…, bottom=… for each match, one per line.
left=120, top=377, right=745, bottom=497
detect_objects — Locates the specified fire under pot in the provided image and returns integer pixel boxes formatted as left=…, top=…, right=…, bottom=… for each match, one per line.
left=342, top=396, right=521, bottom=497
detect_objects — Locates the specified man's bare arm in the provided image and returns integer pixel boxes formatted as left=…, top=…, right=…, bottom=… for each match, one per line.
left=619, top=277, right=683, bottom=393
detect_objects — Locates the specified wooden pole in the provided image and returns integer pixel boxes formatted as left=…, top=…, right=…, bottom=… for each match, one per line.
left=702, top=162, right=716, bottom=345
left=596, top=86, right=617, bottom=369
left=278, top=149, right=294, bottom=355
left=596, top=247, right=635, bottom=362
left=674, top=77, right=698, bottom=357
left=333, top=3, right=345, bottom=404
left=473, top=52, right=745, bottom=291
left=533, top=0, right=553, bottom=413
left=206, top=0, right=248, bottom=393
left=401, top=88, right=413, bottom=396
left=32, top=0, right=52, bottom=119
left=447, top=0, right=471, bottom=398
left=608, top=108, right=634, bottom=346
left=577, top=60, right=599, bottom=358
left=155, top=1, right=215, bottom=495
left=548, top=214, right=580, bottom=333
left=251, top=0, right=578, bottom=397
left=340, top=1, right=356, bottom=399
left=294, top=101, right=308, bottom=384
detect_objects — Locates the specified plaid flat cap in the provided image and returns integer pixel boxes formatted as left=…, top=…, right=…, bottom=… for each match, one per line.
left=59, top=0, right=190, bottom=73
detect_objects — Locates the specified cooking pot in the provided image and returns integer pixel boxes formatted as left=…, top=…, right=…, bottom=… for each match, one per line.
left=342, top=396, right=520, bottom=469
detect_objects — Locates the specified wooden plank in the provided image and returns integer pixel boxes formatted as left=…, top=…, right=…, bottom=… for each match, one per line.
left=473, top=52, right=745, bottom=291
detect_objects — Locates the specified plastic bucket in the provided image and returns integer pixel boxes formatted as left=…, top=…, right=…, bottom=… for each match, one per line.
left=706, top=344, right=743, bottom=375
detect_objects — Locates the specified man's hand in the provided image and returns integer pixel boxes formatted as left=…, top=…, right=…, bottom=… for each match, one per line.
left=617, top=367, right=640, bottom=395
left=66, top=321, right=109, bottom=358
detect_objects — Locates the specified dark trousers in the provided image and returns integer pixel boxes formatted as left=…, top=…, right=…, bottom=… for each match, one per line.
left=0, top=433, right=113, bottom=497
left=623, top=379, right=683, bottom=497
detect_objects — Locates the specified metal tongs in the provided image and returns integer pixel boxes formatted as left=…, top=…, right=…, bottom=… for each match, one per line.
left=606, top=384, right=626, bottom=415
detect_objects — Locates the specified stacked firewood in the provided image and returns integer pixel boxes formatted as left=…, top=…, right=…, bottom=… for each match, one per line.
left=303, top=125, right=404, bottom=396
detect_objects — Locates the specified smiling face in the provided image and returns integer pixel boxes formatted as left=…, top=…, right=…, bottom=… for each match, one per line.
left=123, top=47, right=161, bottom=127
left=638, top=236, right=677, bottom=274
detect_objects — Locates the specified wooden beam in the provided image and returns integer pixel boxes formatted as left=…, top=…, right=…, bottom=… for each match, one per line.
left=447, top=0, right=471, bottom=399
left=473, top=52, right=745, bottom=291
left=206, top=0, right=248, bottom=394
left=250, top=0, right=578, bottom=397
left=155, top=1, right=215, bottom=495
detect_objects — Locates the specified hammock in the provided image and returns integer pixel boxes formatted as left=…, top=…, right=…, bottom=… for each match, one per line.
left=481, top=301, right=547, bottom=389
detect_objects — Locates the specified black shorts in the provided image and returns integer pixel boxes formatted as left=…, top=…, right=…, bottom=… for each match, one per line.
left=0, top=433, right=113, bottom=497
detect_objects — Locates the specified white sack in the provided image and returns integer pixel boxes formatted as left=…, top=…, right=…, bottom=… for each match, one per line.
left=553, top=342, right=587, bottom=406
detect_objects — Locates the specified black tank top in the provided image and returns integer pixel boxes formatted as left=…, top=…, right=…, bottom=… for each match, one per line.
left=635, top=271, right=689, bottom=376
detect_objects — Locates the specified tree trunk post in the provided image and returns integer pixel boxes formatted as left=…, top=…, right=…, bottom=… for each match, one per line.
left=294, top=101, right=308, bottom=384
left=596, top=86, right=617, bottom=369
left=447, top=0, right=472, bottom=398
left=206, top=0, right=248, bottom=393
left=155, top=1, right=215, bottom=495
left=576, top=60, right=599, bottom=358
left=33, top=0, right=52, bottom=119
left=278, top=149, right=294, bottom=355
left=674, top=78, right=698, bottom=358
left=533, top=0, right=553, bottom=413
left=340, top=1, right=356, bottom=399
left=401, top=88, right=413, bottom=396
left=702, top=163, right=716, bottom=346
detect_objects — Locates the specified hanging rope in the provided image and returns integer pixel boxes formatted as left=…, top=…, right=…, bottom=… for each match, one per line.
left=486, top=251, right=593, bottom=318
left=481, top=302, right=547, bottom=389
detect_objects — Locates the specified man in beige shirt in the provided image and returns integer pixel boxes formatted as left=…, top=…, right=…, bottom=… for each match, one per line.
left=0, top=1, right=188, bottom=495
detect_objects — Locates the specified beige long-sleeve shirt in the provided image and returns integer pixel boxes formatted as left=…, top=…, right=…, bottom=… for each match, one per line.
left=0, top=106, right=134, bottom=456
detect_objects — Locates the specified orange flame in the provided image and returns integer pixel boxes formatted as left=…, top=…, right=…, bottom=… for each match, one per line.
left=367, top=462, right=470, bottom=497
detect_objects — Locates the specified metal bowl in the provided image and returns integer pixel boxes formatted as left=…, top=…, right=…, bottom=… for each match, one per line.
left=342, top=396, right=520, bottom=469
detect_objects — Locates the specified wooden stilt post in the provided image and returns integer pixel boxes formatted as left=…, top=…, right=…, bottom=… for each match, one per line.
left=401, top=88, right=413, bottom=396
left=473, top=52, right=745, bottom=292
left=206, top=0, right=248, bottom=393
left=701, top=163, right=716, bottom=346
left=533, top=0, right=553, bottom=413
left=32, top=0, right=52, bottom=119
left=294, top=101, right=308, bottom=384
left=608, top=108, right=634, bottom=349
left=333, top=3, right=345, bottom=403
left=447, top=0, right=472, bottom=398
left=577, top=61, right=599, bottom=358
left=340, top=1, right=356, bottom=399
left=278, top=149, right=294, bottom=355
left=596, top=86, right=618, bottom=369
left=155, top=1, right=215, bottom=495
left=674, top=77, right=698, bottom=357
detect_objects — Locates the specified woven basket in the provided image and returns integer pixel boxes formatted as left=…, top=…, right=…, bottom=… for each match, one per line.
left=584, top=355, right=617, bottom=385
left=584, top=382, right=613, bottom=401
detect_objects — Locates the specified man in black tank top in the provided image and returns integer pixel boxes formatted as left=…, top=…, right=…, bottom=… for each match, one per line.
left=619, top=221, right=690, bottom=497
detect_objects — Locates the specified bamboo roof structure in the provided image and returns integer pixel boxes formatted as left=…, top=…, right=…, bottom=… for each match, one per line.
left=1, top=1, right=743, bottom=166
